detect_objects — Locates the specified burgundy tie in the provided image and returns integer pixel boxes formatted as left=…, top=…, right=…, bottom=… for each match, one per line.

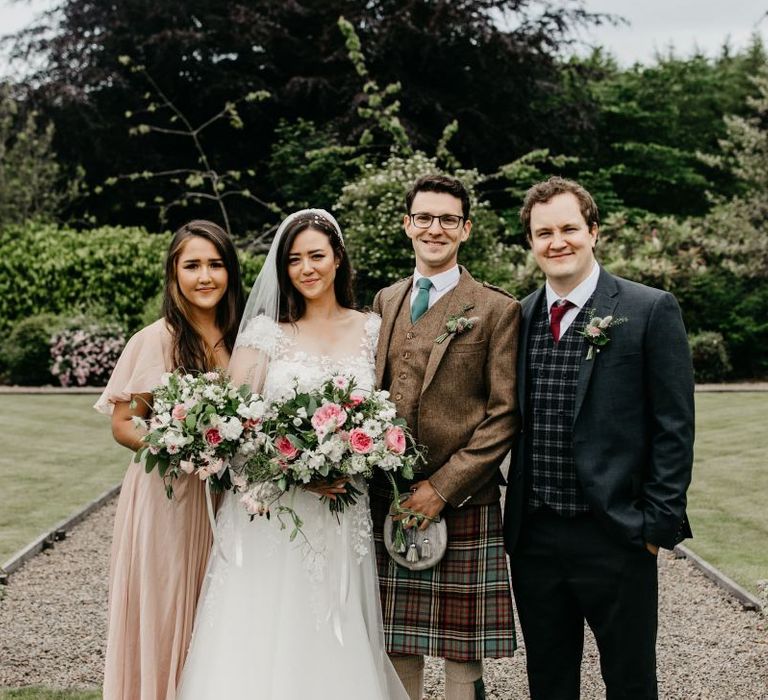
left=550, top=300, right=575, bottom=342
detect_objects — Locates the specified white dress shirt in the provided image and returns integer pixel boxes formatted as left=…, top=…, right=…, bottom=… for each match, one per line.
left=545, top=263, right=600, bottom=336
left=411, top=265, right=461, bottom=311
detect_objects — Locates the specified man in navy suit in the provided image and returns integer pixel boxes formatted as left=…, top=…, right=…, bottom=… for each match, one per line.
left=504, top=177, right=694, bottom=699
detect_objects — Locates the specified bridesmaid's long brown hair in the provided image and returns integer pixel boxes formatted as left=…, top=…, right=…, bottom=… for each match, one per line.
left=162, top=220, right=246, bottom=371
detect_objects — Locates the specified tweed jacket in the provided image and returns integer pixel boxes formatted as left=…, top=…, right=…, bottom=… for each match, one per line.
left=373, top=267, right=521, bottom=508
left=504, top=268, right=695, bottom=551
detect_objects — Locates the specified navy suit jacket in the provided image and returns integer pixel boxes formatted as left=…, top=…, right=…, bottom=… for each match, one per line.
left=504, top=268, right=695, bottom=552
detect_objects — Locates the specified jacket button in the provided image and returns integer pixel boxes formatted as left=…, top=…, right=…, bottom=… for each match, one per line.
left=395, top=393, right=402, bottom=400
left=399, top=372, right=407, bottom=380
left=403, top=352, right=410, bottom=359
left=406, top=332, right=414, bottom=339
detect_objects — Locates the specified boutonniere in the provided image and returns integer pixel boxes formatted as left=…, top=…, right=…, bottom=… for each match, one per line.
left=435, top=305, right=479, bottom=344
left=578, top=310, right=628, bottom=360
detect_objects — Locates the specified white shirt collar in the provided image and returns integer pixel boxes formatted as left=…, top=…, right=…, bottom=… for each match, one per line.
left=413, top=265, right=460, bottom=292
left=546, top=262, right=600, bottom=311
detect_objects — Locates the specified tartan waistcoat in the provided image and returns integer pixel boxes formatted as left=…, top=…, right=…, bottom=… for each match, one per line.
left=525, top=295, right=594, bottom=516
left=383, top=286, right=456, bottom=446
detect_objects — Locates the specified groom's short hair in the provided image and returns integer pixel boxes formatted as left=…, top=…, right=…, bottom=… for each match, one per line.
left=405, top=174, right=471, bottom=220
left=520, top=176, right=600, bottom=240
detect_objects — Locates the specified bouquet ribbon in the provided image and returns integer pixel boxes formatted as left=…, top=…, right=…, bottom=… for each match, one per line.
left=205, top=481, right=243, bottom=566
left=204, top=482, right=223, bottom=560
left=334, top=521, right=351, bottom=646
left=320, top=493, right=351, bottom=646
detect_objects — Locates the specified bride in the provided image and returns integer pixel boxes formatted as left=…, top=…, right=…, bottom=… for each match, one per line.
left=178, top=210, right=408, bottom=699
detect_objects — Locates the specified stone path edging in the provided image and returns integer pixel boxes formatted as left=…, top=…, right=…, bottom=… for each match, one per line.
left=673, top=543, right=764, bottom=610
left=0, top=483, right=121, bottom=584
left=694, top=383, right=768, bottom=392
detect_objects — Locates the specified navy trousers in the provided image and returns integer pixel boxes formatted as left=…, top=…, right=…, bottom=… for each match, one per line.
left=510, top=509, right=658, bottom=700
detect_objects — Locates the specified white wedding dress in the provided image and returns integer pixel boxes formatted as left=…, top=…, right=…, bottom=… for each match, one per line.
left=178, top=314, right=407, bottom=700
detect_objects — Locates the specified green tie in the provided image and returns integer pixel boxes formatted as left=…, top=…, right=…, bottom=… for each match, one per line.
left=411, top=277, right=433, bottom=323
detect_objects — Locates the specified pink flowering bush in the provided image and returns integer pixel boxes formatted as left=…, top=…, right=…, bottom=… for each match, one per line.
left=50, top=320, right=126, bottom=387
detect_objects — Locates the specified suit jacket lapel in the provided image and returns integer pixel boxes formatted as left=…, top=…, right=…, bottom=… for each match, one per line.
left=518, top=287, right=546, bottom=423
left=375, top=278, right=411, bottom=388
left=573, top=269, right=619, bottom=422
left=421, top=267, right=477, bottom=395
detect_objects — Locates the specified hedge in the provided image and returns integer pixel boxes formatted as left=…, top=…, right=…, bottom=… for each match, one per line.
left=0, top=222, right=263, bottom=336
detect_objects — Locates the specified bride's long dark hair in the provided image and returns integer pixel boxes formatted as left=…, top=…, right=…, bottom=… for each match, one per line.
left=162, top=220, right=246, bottom=371
left=275, top=215, right=356, bottom=322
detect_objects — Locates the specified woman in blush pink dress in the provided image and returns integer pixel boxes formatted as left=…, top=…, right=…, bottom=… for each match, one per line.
left=95, top=220, right=245, bottom=700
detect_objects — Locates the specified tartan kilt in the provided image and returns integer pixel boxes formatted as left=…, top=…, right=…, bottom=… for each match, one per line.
left=370, top=488, right=516, bottom=661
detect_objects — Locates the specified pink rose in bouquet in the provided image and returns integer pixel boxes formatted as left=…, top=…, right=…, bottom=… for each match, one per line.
left=204, top=427, right=223, bottom=447
left=311, top=402, right=348, bottom=435
left=275, top=435, right=300, bottom=460
left=344, top=393, right=365, bottom=409
left=349, top=428, right=374, bottom=454
left=384, top=426, right=406, bottom=455
left=172, top=404, right=188, bottom=421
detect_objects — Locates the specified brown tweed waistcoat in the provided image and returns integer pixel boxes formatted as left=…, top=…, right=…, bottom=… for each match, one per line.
left=384, top=287, right=456, bottom=445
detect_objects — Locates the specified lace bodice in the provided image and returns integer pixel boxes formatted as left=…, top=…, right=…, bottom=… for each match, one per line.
left=236, top=313, right=380, bottom=400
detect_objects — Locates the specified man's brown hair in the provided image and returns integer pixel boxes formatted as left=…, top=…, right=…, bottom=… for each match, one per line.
left=405, top=173, right=471, bottom=220
left=520, top=176, right=599, bottom=239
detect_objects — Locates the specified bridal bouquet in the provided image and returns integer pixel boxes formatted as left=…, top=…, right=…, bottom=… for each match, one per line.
left=235, top=373, right=423, bottom=540
left=133, top=369, right=266, bottom=498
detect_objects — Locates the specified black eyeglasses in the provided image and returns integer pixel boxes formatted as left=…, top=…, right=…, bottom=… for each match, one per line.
left=409, top=213, right=465, bottom=230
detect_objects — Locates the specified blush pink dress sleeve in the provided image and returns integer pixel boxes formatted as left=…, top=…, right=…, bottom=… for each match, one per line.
left=95, top=319, right=215, bottom=700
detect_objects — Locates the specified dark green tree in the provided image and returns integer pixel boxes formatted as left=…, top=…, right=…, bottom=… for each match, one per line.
left=6, top=1, right=608, bottom=230
left=562, top=36, right=767, bottom=217
left=0, top=83, right=82, bottom=224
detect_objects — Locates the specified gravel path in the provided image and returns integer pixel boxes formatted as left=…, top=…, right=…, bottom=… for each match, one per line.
left=1, top=498, right=767, bottom=698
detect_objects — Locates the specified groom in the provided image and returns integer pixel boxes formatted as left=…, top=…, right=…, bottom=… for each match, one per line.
left=504, top=176, right=695, bottom=699
left=371, top=174, right=520, bottom=700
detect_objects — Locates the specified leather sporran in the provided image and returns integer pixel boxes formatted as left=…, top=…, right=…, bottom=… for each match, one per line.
left=383, top=495, right=447, bottom=571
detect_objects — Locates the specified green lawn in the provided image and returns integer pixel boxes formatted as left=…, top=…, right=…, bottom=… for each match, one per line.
left=686, top=392, right=768, bottom=596
left=0, top=395, right=127, bottom=564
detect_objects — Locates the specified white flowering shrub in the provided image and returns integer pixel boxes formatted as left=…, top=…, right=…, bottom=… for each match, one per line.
left=336, top=151, right=518, bottom=303
left=50, top=320, right=126, bottom=387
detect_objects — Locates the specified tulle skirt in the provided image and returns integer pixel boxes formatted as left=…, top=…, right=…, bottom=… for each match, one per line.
left=178, top=484, right=407, bottom=699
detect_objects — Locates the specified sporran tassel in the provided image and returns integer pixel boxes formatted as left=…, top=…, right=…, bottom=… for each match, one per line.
left=406, top=543, right=419, bottom=563
left=421, top=538, right=431, bottom=559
